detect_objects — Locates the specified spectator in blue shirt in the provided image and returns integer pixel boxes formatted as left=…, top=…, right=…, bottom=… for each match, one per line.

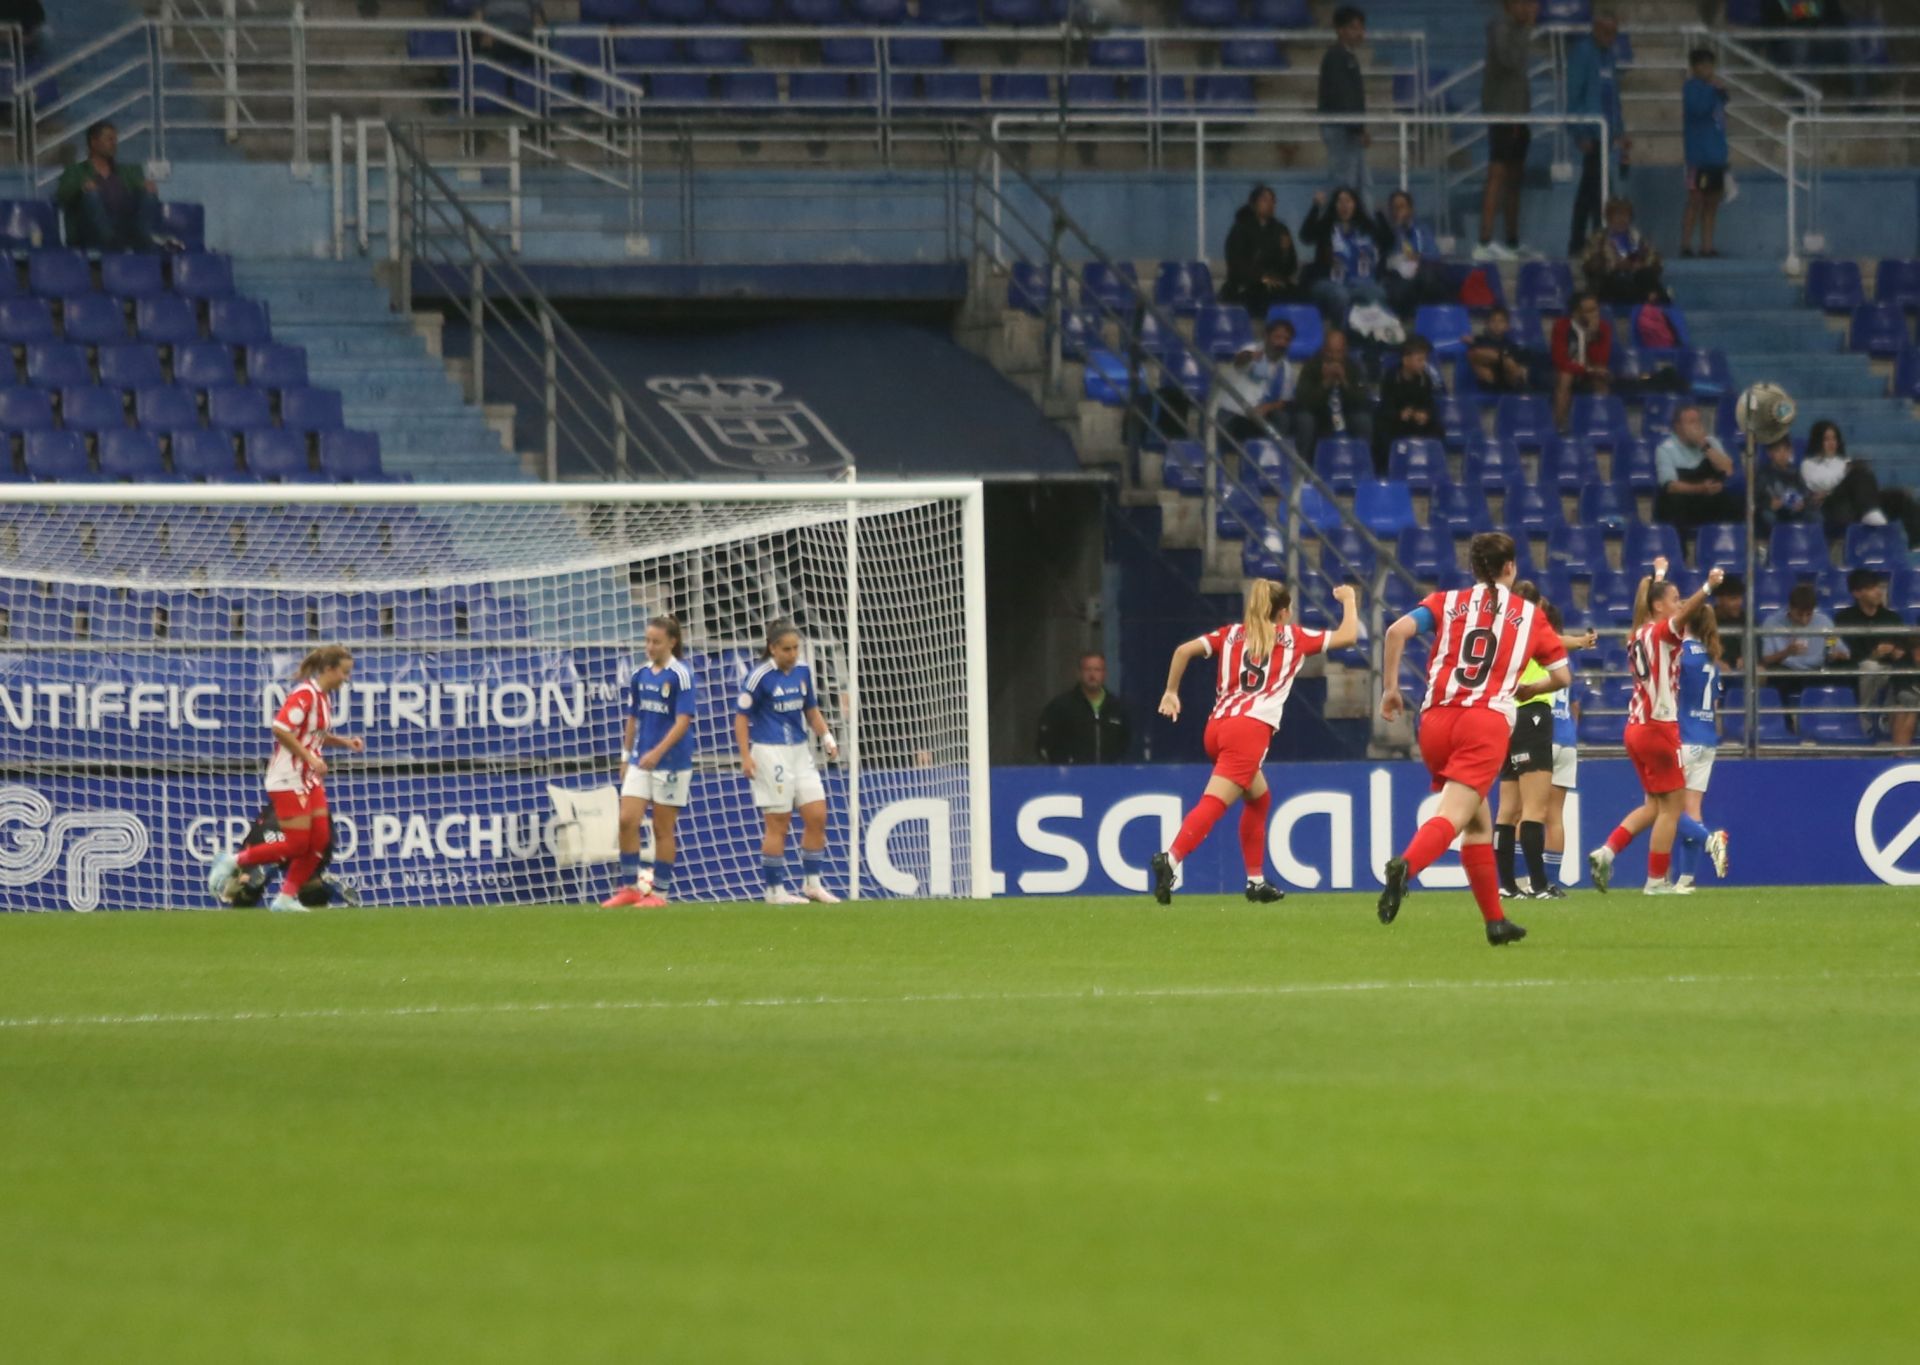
left=1566, top=11, right=1630, bottom=256
left=1680, top=48, right=1731, bottom=257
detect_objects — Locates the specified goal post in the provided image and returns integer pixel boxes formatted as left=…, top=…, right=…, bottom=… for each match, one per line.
left=0, top=481, right=991, bottom=910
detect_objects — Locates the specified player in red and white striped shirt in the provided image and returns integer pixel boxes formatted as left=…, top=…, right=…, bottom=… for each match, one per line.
left=1150, top=579, right=1358, bottom=903
left=1376, top=532, right=1571, bottom=944
left=1589, top=557, right=1723, bottom=894
left=206, top=645, right=363, bottom=913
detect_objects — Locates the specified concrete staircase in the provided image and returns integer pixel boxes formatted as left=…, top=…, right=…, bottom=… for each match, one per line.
left=229, top=258, right=532, bottom=482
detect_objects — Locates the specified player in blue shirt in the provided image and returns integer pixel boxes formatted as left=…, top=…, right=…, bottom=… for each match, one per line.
left=1672, top=598, right=1730, bottom=890
left=605, top=615, right=697, bottom=907
left=735, top=618, right=839, bottom=904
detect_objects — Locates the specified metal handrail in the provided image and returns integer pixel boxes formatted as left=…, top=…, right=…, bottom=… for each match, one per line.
left=1784, top=112, right=1920, bottom=268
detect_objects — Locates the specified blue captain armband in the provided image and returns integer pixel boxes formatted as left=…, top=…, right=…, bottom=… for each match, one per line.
left=1408, top=605, right=1436, bottom=634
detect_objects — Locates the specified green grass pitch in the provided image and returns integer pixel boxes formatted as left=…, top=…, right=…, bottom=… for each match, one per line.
left=3, top=888, right=1917, bottom=1364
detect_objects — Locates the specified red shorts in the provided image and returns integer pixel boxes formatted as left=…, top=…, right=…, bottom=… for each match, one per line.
left=1624, top=721, right=1684, bottom=795
left=269, top=786, right=326, bottom=823
left=1417, top=705, right=1513, bottom=795
left=1203, top=714, right=1275, bottom=790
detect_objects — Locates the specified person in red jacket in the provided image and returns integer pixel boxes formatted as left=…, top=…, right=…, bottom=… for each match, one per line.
left=1550, top=290, right=1614, bottom=432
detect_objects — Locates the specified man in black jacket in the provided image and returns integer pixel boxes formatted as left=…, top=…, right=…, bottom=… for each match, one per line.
left=1036, top=653, right=1133, bottom=764
left=1221, top=185, right=1299, bottom=324
left=1317, top=6, right=1371, bottom=207
left=1374, top=334, right=1439, bottom=476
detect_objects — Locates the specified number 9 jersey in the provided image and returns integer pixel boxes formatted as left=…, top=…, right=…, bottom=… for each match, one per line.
left=1417, top=584, right=1568, bottom=720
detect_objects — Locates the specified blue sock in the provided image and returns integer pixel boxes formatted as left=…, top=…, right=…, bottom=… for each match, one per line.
left=1543, top=850, right=1564, bottom=885
left=620, top=851, right=642, bottom=885
left=652, top=858, right=672, bottom=894
left=1673, top=839, right=1696, bottom=882
left=762, top=855, right=786, bottom=889
left=1677, top=813, right=1712, bottom=849
left=802, top=852, right=824, bottom=885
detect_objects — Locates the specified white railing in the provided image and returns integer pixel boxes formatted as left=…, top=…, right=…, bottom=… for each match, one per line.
left=1783, top=112, right=1920, bottom=271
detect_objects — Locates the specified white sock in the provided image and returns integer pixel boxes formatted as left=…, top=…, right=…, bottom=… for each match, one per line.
left=805, top=873, right=821, bottom=890
left=1167, top=849, right=1183, bottom=868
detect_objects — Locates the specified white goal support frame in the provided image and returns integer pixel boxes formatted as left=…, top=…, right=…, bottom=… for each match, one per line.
left=0, top=480, right=991, bottom=909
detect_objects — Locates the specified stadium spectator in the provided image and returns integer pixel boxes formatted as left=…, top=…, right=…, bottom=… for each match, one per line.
left=1581, top=198, right=1667, bottom=306
left=1380, top=189, right=1445, bottom=315
left=55, top=121, right=173, bottom=253
left=1713, top=575, right=1747, bottom=672
left=1757, top=435, right=1814, bottom=538
left=1680, top=47, right=1731, bottom=258
left=1036, top=653, right=1132, bottom=764
left=1317, top=7, right=1372, bottom=208
left=1550, top=292, right=1613, bottom=431
left=1292, top=328, right=1375, bottom=459
left=1834, top=569, right=1920, bottom=748
left=1467, top=306, right=1533, bottom=392
left=1566, top=10, right=1629, bottom=257
left=1475, top=0, right=1538, bottom=262
left=1762, top=582, right=1846, bottom=710
left=1221, top=185, right=1301, bottom=322
left=1801, top=420, right=1886, bottom=533
left=1216, top=316, right=1298, bottom=446
left=1300, top=187, right=1389, bottom=326
left=1654, top=402, right=1742, bottom=533
left=1374, top=335, right=1440, bottom=476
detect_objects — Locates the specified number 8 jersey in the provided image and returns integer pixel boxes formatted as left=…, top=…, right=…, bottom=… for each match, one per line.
left=1419, top=584, right=1567, bottom=720
left=1200, top=622, right=1328, bottom=728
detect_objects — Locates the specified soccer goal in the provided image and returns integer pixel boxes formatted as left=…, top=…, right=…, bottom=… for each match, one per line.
left=0, top=482, right=990, bottom=910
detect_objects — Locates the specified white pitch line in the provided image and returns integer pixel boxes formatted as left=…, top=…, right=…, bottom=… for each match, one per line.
left=2, top=970, right=1916, bottom=1032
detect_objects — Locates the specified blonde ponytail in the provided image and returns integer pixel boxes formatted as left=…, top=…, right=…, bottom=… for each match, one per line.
left=1241, top=578, right=1292, bottom=664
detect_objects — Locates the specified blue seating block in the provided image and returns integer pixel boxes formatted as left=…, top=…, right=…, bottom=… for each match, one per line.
left=98, top=344, right=166, bottom=392
left=1356, top=480, right=1416, bottom=536
left=28, top=249, right=90, bottom=299
left=1806, top=258, right=1865, bottom=312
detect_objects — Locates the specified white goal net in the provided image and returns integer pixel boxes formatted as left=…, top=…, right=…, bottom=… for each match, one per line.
left=0, top=483, right=989, bottom=910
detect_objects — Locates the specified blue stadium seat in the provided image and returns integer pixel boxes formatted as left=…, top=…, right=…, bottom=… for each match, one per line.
left=1535, top=566, right=1575, bottom=609
left=1080, top=261, right=1138, bottom=316
left=1431, top=483, right=1491, bottom=536
left=136, top=386, right=200, bottom=431
left=1752, top=567, right=1792, bottom=615
left=1818, top=566, right=1853, bottom=615
left=1465, top=447, right=1524, bottom=509
left=25, top=430, right=92, bottom=481
left=208, top=298, right=272, bottom=347
left=170, top=429, right=239, bottom=480
left=1133, top=309, right=1177, bottom=358
left=719, top=0, right=782, bottom=18
left=1386, top=436, right=1447, bottom=491
left=1505, top=485, right=1563, bottom=534
left=1266, top=302, right=1323, bottom=360
left=1639, top=393, right=1680, bottom=441
left=247, top=343, right=309, bottom=390
left=61, top=294, right=128, bottom=346
left=245, top=429, right=311, bottom=480
left=1319, top=526, right=1376, bottom=582
left=158, top=204, right=206, bottom=253
left=1721, top=685, right=1786, bottom=743
left=1248, top=0, right=1312, bottom=23
left=27, top=249, right=90, bottom=299
left=1356, top=480, right=1416, bottom=536
left=1624, top=522, right=1682, bottom=572
left=1579, top=679, right=1629, bottom=744
left=1153, top=261, right=1214, bottom=317
left=581, top=0, right=642, bottom=16
left=0, top=297, right=58, bottom=345
left=1875, top=258, right=1920, bottom=311
left=1503, top=307, right=1545, bottom=352
left=1411, top=305, right=1472, bottom=359
left=1896, top=348, right=1920, bottom=401
left=1296, top=484, right=1343, bottom=535
left=99, top=429, right=165, bottom=481
left=1160, top=350, right=1209, bottom=404
left=1081, top=349, right=1131, bottom=404
left=1161, top=439, right=1206, bottom=494
left=1196, top=304, right=1251, bottom=359
left=1571, top=394, right=1631, bottom=447
left=0, top=387, right=56, bottom=432
left=1058, top=308, right=1102, bottom=362
left=136, top=295, right=200, bottom=346
left=1799, top=685, right=1867, bottom=743
left=1769, top=521, right=1827, bottom=573
left=1241, top=530, right=1286, bottom=579
left=1850, top=302, right=1909, bottom=357
left=1683, top=347, right=1734, bottom=397
left=1219, top=38, right=1287, bottom=68
left=985, top=0, right=1052, bottom=22
left=988, top=72, right=1052, bottom=106
left=1216, top=481, right=1267, bottom=541
left=407, top=27, right=460, bottom=66
left=1695, top=522, right=1747, bottom=572
left=207, top=387, right=272, bottom=433
left=59, top=386, right=125, bottom=434
left=612, top=36, right=680, bottom=70
left=1436, top=395, right=1474, bottom=451
left=320, top=430, right=384, bottom=481
left=1495, top=394, right=1554, bottom=452
left=1589, top=570, right=1637, bottom=625
left=1088, top=34, right=1147, bottom=69
left=789, top=72, right=859, bottom=107
left=721, top=72, right=782, bottom=105
left=1806, top=259, right=1865, bottom=312
left=1064, top=73, right=1133, bottom=108
left=175, top=342, right=238, bottom=388
left=25, top=343, right=90, bottom=390
left=819, top=37, right=875, bottom=66
left=1541, top=437, right=1600, bottom=492
left=1194, top=74, right=1255, bottom=112
left=1516, top=261, right=1572, bottom=313
left=1006, top=262, right=1048, bottom=315
left=1844, top=522, right=1907, bottom=571
left=1313, top=437, right=1368, bottom=492
left=1396, top=526, right=1451, bottom=579
left=0, top=200, right=59, bottom=250
left=172, top=253, right=234, bottom=300
left=1184, top=0, right=1242, bottom=24
left=1549, top=524, right=1608, bottom=575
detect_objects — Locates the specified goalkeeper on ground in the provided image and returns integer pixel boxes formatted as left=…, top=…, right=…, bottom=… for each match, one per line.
left=213, top=803, right=359, bottom=909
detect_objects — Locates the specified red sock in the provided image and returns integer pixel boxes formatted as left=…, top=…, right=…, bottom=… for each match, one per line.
left=1606, top=824, right=1635, bottom=856
left=1170, top=794, right=1229, bottom=863
left=1238, top=791, right=1271, bottom=880
left=1460, top=843, right=1505, bottom=923
left=1401, top=816, right=1459, bottom=878
left=1648, top=850, right=1670, bottom=882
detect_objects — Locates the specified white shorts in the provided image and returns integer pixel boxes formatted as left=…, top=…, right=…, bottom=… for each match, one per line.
left=1551, top=744, right=1577, bottom=790
left=750, top=741, right=825, bottom=814
left=621, top=764, right=691, bottom=809
left=1681, top=744, right=1715, bottom=794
